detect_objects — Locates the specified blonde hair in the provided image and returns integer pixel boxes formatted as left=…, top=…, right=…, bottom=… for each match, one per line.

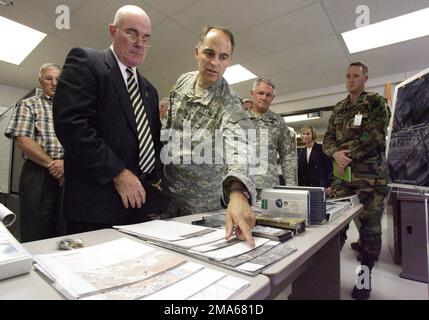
left=300, top=125, right=317, bottom=141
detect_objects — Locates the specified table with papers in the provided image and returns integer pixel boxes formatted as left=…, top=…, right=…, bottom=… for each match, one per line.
left=0, top=229, right=270, bottom=300
left=114, top=220, right=297, bottom=276
left=172, top=203, right=364, bottom=300
left=0, top=204, right=362, bottom=300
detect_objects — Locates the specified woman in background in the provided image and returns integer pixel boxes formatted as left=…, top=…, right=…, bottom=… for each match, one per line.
left=298, top=125, right=332, bottom=194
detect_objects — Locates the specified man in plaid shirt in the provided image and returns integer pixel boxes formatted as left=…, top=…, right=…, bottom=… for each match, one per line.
left=4, top=63, right=65, bottom=242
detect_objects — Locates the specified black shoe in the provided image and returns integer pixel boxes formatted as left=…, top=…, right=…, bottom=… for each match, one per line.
left=351, top=285, right=371, bottom=300
left=351, top=242, right=360, bottom=251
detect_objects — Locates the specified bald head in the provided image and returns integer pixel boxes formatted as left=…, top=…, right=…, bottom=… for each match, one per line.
left=113, top=5, right=150, bottom=28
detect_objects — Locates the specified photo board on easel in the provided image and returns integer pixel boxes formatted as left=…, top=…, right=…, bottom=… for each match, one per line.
left=386, top=66, right=429, bottom=187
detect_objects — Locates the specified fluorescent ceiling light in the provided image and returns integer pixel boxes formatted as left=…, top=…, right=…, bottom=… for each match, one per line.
left=0, top=16, right=46, bottom=65
left=342, top=7, right=429, bottom=54
left=224, top=64, right=257, bottom=85
left=283, top=112, right=320, bottom=123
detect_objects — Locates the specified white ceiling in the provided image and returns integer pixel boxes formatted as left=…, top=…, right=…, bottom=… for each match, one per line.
left=1, top=0, right=429, bottom=119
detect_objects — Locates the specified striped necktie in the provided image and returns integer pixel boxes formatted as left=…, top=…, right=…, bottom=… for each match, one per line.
left=126, top=67, right=155, bottom=174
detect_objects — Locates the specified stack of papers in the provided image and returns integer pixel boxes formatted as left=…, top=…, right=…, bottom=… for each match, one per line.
left=325, top=202, right=349, bottom=222
left=34, top=237, right=249, bottom=300
left=116, top=220, right=217, bottom=242
left=0, top=222, right=33, bottom=281
left=114, top=220, right=297, bottom=275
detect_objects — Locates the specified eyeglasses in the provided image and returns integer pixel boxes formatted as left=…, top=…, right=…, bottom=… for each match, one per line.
left=118, top=27, right=151, bottom=48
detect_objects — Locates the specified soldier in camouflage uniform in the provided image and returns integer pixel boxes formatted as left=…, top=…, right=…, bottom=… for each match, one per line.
left=247, top=78, right=297, bottom=192
left=323, top=61, right=390, bottom=300
left=162, top=26, right=256, bottom=246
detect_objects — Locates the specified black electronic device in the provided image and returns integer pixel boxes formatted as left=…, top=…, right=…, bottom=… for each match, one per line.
left=252, top=225, right=293, bottom=242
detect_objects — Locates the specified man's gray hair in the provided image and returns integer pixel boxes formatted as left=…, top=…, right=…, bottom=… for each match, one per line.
left=252, top=78, right=276, bottom=94
left=39, top=63, right=62, bottom=79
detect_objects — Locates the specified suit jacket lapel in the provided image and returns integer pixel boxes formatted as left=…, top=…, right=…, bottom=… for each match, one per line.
left=104, top=48, right=138, bottom=136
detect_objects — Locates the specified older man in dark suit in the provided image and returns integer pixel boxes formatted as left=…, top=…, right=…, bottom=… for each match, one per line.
left=53, top=5, right=168, bottom=233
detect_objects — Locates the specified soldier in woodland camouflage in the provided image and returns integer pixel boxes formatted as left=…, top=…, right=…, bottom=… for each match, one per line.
left=247, top=78, right=297, bottom=191
left=323, top=61, right=390, bottom=300
left=162, top=26, right=256, bottom=246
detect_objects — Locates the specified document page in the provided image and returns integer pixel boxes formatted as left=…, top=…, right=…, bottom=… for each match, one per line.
left=142, top=268, right=227, bottom=300
left=188, top=275, right=249, bottom=300
left=114, top=220, right=214, bottom=241
left=82, top=262, right=203, bottom=300
left=34, top=238, right=186, bottom=299
left=196, top=237, right=270, bottom=261
left=172, top=229, right=226, bottom=248
left=237, top=242, right=297, bottom=273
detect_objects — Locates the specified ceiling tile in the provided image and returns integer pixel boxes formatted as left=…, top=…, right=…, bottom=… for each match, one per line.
left=115, top=0, right=166, bottom=26
left=322, top=0, right=429, bottom=33
left=142, top=19, right=196, bottom=69
left=171, top=0, right=317, bottom=34
left=1, top=0, right=429, bottom=104
left=143, top=0, right=199, bottom=17
left=244, top=34, right=345, bottom=76
left=0, top=0, right=85, bottom=34
left=234, top=2, right=335, bottom=62
left=351, top=36, right=429, bottom=79
left=144, top=51, right=195, bottom=82
left=268, top=57, right=349, bottom=96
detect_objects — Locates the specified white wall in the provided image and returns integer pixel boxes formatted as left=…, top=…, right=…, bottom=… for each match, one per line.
left=0, top=84, right=28, bottom=193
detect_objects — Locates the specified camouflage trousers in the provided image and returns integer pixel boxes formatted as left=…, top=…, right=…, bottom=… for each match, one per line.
left=331, top=177, right=388, bottom=263
left=164, top=195, right=193, bottom=217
